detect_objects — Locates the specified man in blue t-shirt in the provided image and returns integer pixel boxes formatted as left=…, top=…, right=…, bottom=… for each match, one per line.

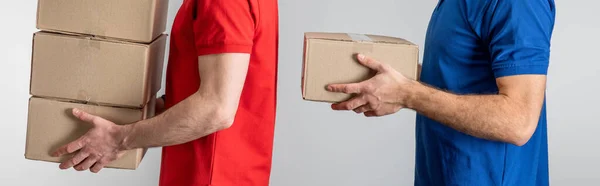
left=327, top=0, right=556, bottom=185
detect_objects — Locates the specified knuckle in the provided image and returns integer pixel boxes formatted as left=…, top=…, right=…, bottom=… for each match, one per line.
left=342, top=87, right=351, bottom=93
left=108, top=155, right=118, bottom=161
left=82, top=149, right=92, bottom=156
left=67, top=145, right=76, bottom=153
left=91, top=116, right=101, bottom=124
left=80, top=136, right=91, bottom=145
left=80, top=148, right=91, bottom=156
left=364, top=84, right=375, bottom=93
left=368, top=102, right=377, bottom=110
left=99, top=159, right=108, bottom=165
left=70, top=158, right=78, bottom=165
left=359, top=94, right=368, bottom=100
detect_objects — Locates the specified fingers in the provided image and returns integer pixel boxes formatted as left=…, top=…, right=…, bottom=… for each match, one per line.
left=353, top=105, right=371, bottom=114
left=72, top=108, right=101, bottom=124
left=53, top=136, right=87, bottom=157
left=356, top=54, right=387, bottom=72
left=90, top=160, right=108, bottom=173
left=74, top=155, right=99, bottom=171
left=332, top=96, right=367, bottom=111
left=364, top=111, right=378, bottom=117
left=364, top=107, right=398, bottom=117
left=327, top=83, right=363, bottom=94
left=59, top=151, right=89, bottom=170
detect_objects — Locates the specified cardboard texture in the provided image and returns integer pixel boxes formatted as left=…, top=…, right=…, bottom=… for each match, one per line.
left=36, top=0, right=169, bottom=43
left=25, top=97, right=156, bottom=170
left=302, top=32, right=419, bottom=103
left=30, top=32, right=167, bottom=108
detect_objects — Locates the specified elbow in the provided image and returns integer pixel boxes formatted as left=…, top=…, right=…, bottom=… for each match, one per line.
left=509, top=132, right=532, bottom=147
left=211, top=108, right=236, bottom=131
left=507, top=117, right=539, bottom=147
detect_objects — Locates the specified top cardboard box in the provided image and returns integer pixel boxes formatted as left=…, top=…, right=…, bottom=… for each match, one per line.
left=37, top=0, right=169, bottom=43
left=302, top=32, right=419, bottom=103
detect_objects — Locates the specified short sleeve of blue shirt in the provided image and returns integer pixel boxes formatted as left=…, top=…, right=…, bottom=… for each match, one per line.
left=480, top=0, right=555, bottom=78
left=416, top=0, right=555, bottom=185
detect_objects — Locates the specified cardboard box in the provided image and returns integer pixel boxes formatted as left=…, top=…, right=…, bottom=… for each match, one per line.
left=30, top=32, right=166, bottom=108
left=37, top=0, right=169, bottom=43
left=301, top=32, right=419, bottom=103
left=25, top=97, right=156, bottom=170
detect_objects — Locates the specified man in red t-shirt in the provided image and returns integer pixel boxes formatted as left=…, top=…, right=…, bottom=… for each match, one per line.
left=52, top=0, right=279, bottom=185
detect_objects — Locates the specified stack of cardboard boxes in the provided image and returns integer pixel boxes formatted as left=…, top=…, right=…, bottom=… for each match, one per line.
left=25, top=0, right=169, bottom=170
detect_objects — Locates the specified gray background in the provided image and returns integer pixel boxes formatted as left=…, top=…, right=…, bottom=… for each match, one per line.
left=1, top=0, right=598, bottom=185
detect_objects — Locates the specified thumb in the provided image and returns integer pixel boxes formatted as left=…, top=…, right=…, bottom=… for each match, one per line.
left=72, top=108, right=100, bottom=125
left=356, top=54, right=387, bottom=72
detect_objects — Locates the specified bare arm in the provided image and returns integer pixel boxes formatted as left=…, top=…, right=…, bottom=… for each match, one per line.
left=329, top=55, right=546, bottom=146
left=121, top=53, right=250, bottom=149
left=405, top=75, right=546, bottom=146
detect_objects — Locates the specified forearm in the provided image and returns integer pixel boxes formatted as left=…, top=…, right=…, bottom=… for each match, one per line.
left=121, top=92, right=232, bottom=150
left=405, top=81, right=535, bottom=145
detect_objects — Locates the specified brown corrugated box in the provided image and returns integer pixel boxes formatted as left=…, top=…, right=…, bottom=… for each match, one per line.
left=30, top=32, right=166, bottom=108
left=301, top=32, right=419, bottom=103
left=25, top=97, right=156, bottom=170
left=36, top=0, right=169, bottom=43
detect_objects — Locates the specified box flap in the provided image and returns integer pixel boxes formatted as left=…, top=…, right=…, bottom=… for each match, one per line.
left=35, top=31, right=150, bottom=47
left=305, top=32, right=416, bottom=45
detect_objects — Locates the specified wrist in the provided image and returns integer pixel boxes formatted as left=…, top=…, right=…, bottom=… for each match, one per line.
left=400, top=79, right=421, bottom=109
left=117, top=124, right=136, bottom=151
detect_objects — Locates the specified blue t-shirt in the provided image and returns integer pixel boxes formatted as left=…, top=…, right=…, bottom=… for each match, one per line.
left=416, top=0, right=555, bottom=185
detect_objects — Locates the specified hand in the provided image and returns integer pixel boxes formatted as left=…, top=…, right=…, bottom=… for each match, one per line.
left=52, top=108, right=129, bottom=173
left=327, top=54, right=416, bottom=117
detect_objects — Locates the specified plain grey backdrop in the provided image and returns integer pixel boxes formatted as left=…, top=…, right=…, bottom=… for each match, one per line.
left=0, top=0, right=598, bottom=185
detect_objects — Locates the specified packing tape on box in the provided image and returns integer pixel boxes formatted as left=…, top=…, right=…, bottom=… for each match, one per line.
left=348, top=33, right=373, bottom=42
left=347, top=33, right=374, bottom=53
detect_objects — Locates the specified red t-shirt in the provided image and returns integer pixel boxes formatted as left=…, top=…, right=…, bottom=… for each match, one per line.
left=160, top=0, right=278, bottom=185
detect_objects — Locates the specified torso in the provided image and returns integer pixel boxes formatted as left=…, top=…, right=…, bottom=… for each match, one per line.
left=160, top=0, right=278, bottom=185
left=416, top=0, right=551, bottom=185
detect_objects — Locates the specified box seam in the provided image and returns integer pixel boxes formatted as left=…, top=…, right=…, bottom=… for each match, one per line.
left=38, top=30, right=155, bottom=45
left=30, top=95, right=143, bottom=110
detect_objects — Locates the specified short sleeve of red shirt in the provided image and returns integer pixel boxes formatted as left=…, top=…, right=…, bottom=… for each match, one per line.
left=193, top=0, right=256, bottom=55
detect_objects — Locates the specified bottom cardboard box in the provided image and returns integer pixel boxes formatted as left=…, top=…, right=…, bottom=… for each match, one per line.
left=25, top=97, right=155, bottom=170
